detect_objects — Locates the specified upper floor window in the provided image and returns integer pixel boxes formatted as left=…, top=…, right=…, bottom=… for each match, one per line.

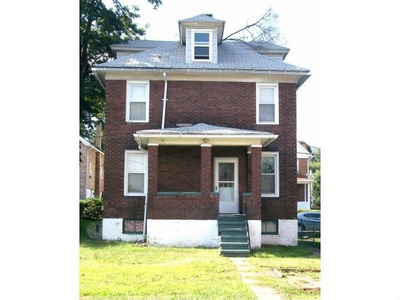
left=124, top=151, right=147, bottom=196
left=256, top=83, right=279, bottom=124
left=192, top=30, right=212, bottom=61
left=126, top=81, right=149, bottom=122
left=261, top=152, right=279, bottom=197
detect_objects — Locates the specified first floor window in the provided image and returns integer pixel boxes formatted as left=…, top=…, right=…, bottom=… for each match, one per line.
left=261, top=152, right=279, bottom=197
left=126, top=81, right=149, bottom=122
left=125, top=151, right=147, bottom=196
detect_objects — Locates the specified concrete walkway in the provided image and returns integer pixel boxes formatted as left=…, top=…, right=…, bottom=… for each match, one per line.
left=229, top=257, right=283, bottom=300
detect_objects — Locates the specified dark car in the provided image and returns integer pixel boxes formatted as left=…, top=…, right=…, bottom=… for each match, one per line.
left=297, top=211, right=320, bottom=231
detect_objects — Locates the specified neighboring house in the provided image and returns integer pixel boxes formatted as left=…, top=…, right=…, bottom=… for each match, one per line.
left=92, top=14, right=310, bottom=249
left=297, top=142, right=313, bottom=210
left=79, top=136, right=104, bottom=199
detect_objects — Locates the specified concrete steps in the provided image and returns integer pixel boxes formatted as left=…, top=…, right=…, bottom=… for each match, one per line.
left=218, top=214, right=250, bottom=257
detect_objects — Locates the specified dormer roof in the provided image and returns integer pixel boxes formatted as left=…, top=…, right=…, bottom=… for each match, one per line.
left=179, top=14, right=225, bottom=45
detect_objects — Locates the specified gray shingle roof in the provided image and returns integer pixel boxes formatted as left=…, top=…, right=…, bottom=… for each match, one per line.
left=110, top=40, right=176, bottom=50
left=136, top=123, right=275, bottom=136
left=95, top=40, right=308, bottom=73
left=179, top=14, right=224, bottom=24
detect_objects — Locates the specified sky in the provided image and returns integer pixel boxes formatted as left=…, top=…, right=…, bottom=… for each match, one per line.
left=120, top=0, right=325, bottom=147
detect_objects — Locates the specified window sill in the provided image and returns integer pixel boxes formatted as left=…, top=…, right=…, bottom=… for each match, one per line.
left=261, top=194, right=280, bottom=198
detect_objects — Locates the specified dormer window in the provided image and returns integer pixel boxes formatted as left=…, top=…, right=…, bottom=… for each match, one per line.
left=192, top=30, right=212, bottom=61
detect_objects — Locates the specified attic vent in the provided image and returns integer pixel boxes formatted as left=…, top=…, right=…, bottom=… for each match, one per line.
left=204, top=14, right=213, bottom=17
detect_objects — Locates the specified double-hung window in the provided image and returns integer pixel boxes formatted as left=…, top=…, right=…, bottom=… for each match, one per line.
left=124, top=151, right=147, bottom=196
left=261, top=152, right=279, bottom=197
left=126, top=81, right=149, bottom=122
left=257, top=83, right=279, bottom=124
left=192, top=30, right=212, bottom=61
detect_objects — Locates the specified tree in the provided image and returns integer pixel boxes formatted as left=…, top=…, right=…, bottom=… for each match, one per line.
left=80, top=0, right=162, bottom=141
left=310, top=149, right=321, bottom=209
left=223, top=7, right=282, bottom=44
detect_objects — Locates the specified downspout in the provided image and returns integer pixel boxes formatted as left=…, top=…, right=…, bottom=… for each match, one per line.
left=143, top=193, right=148, bottom=242
left=161, top=72, right=168, bottom=129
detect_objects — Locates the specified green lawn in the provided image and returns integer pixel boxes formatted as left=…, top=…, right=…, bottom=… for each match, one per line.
left=80, top=222, right=320, bottom=299
left=250, top=241, right=320, bottom=300
left=80, top=239, right=255, bottom=299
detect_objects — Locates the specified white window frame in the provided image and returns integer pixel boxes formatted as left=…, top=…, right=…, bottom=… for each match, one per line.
left=256, top=83, right=279, bottom=124
left=126, top=81, right=149, bottom=122
left=191, top=30, right=212, bottom=62
left=261, top=152, right=279, bottom=197
left=124, top=150, right=148, bottom=196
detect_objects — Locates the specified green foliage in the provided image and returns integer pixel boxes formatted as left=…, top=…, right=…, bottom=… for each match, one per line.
left=310, top=149, right=321, bottom=208
left=80, top=0, right=162, bottom=139
left=80, top=197, right=103, bottom=221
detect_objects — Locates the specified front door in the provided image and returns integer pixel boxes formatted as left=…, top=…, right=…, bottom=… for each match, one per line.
left=214, top=158, right=239, bottom=213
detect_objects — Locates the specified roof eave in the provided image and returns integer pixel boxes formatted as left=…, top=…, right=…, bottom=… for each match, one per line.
left=296, top=74, right=311, bottom=90
left=92, top=66, right=310, bottom=77
left=133, top=133, right=278, bottom=149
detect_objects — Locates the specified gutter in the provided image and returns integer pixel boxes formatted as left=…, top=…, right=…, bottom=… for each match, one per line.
left=91, top=66, right=310, bottom=77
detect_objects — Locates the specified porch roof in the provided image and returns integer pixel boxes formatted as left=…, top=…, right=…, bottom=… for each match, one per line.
left=134, top=123, right=278, bottom=149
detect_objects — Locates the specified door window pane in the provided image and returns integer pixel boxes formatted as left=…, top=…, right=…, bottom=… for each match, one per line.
left=219, top=163, right=234, bottom=181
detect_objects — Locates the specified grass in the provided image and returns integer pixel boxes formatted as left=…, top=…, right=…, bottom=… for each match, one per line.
left=80, top=221, right=320, bottom=300
left=249, top=241, right=321, bottom=300
left=80, top=238, right=255, bottom=299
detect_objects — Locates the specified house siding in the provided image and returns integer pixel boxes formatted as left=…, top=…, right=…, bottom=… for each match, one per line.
left=103, top=79, right=297, bottom=221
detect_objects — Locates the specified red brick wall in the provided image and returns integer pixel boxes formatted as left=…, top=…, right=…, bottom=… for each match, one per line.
left=298, top=158, right=309, bottom=178
left=158, top=146, right=201, bottom=192
left=103, top=80, right=297, bottom=220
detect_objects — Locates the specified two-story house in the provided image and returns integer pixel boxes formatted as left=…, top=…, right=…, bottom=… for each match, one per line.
left=92, top=14, right=310, bottom=251
left=79, top=135, right=104, bottom=200
left=297, top=142, right=313, bottom=210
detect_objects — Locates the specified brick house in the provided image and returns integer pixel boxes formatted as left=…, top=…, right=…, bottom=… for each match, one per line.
left=79, top=136, right=104, bottom=199
left=92, top=14, right=310, bottom=250
left=297, top=142, right=313, bottom=210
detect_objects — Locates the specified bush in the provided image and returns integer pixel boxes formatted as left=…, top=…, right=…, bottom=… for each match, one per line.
left=80, top=197, right=103, bottom=221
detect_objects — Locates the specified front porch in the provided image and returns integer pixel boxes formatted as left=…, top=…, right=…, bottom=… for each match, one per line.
left=135, top=123, right=278, bottom=222
left=133, top=123, right=278, bottom=249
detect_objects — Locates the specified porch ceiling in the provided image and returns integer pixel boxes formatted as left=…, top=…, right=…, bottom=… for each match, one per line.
left=134, top=123, right=278, bottom=149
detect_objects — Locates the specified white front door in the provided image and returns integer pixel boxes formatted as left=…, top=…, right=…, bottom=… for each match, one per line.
left=214, top=158, right=239, bottom=214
